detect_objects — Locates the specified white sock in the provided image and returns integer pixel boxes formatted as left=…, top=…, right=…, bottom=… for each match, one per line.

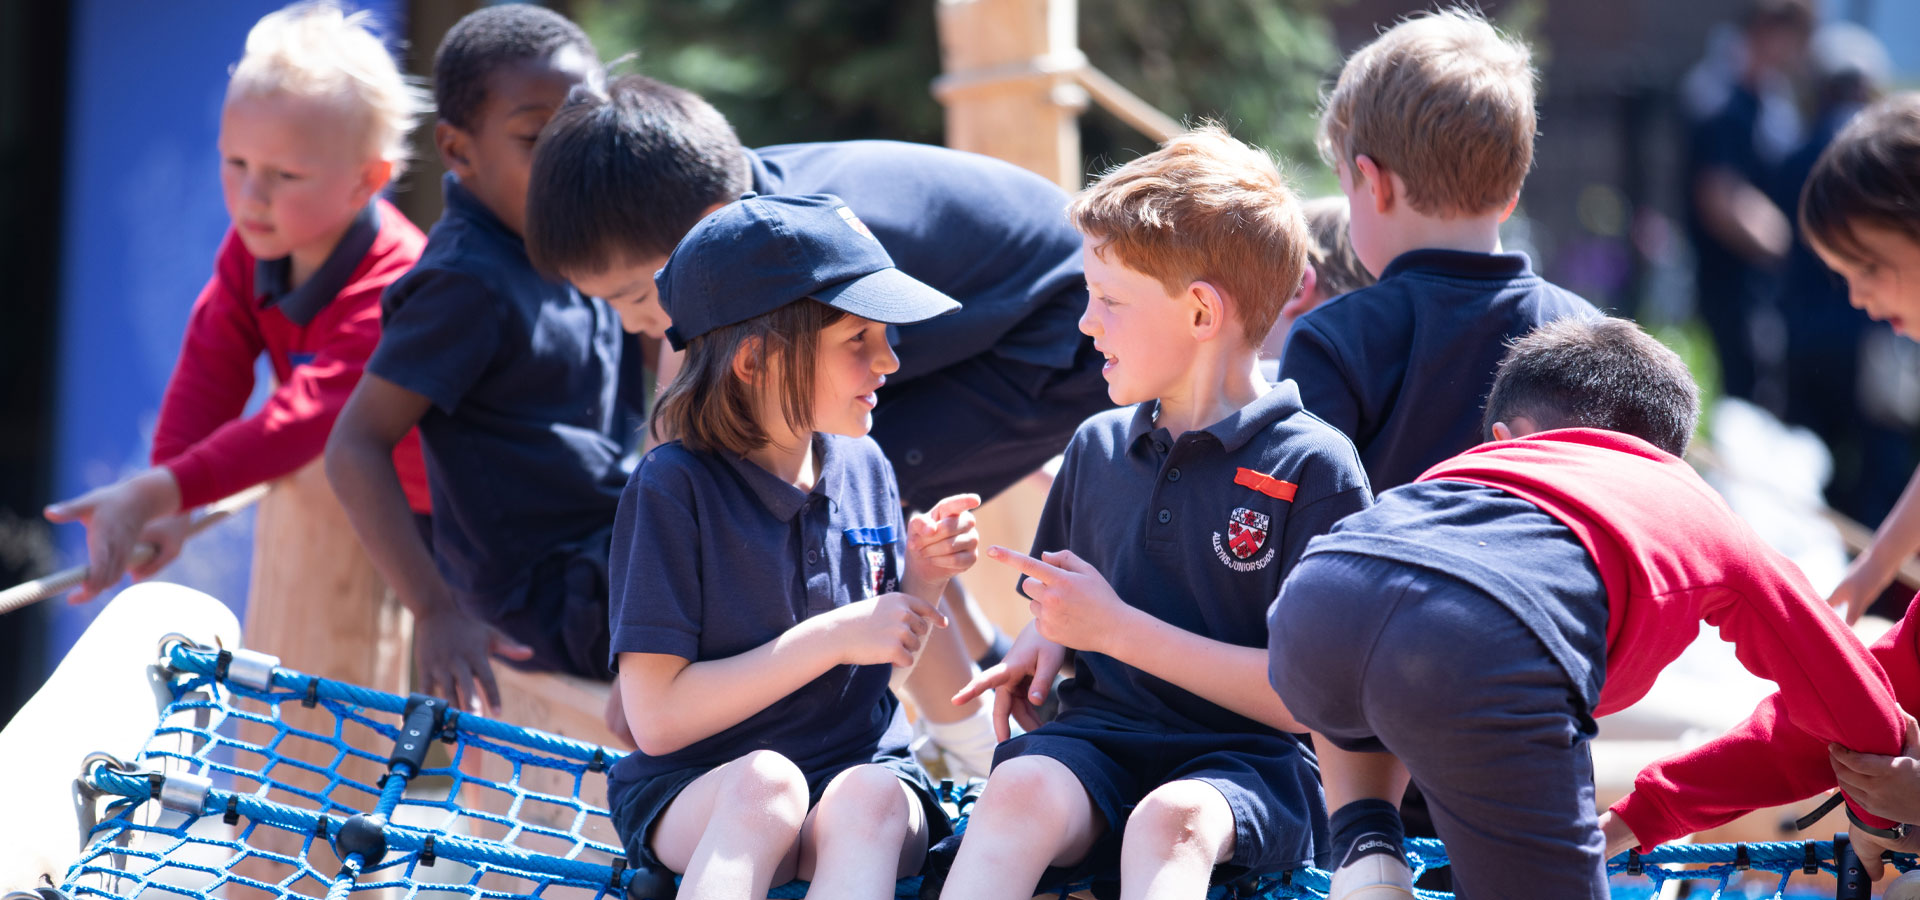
left=922, top=696, right=1002, bottom=780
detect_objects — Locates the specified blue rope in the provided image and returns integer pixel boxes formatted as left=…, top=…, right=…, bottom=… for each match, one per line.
left=58, top=643, right=1917, bottom=900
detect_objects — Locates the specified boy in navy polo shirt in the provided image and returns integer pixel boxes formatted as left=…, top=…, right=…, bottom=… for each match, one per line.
left=1279, top=9, right=1597, bottom=494
left=326, top=5, right=615, bottom=714
left=523, top=74, right=1111, bottom=775
left=935, top=127, right=1372, bottom=900
left=608, top=194, right=980, bottom=899
left=1268, top=318, right=1904, bottom=899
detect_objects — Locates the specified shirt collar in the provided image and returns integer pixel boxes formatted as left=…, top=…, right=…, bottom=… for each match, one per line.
left=1125, top=379, right=1306, bottom=455
left=721, top=433, right=844, bottom=522
left=254, top=200, right=380, bottom=327
left=744, top=147, right=781, bottom=195
left=1377, top=248, right=1533, bottom=282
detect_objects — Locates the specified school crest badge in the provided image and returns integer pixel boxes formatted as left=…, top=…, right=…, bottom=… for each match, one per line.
left=1212, top=507, right=1276, bottom=572
left=837, top=206, right=875, bottom=240
left=866, top=546, right=896, bottom=597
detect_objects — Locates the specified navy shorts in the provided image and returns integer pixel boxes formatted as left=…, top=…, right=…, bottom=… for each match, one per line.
left=991, top=717, right=1326, bottom=890
left=483, top=525, right=614, bottom=681
left=1269, top=551, right=1607, bottom=900
left=871, top=338, right=1112, bottom=511
left=608, top=748, right=953, bottom=873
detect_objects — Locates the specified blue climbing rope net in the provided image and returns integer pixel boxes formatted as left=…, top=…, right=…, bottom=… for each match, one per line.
left=47, top=640, right=1915, bottom=900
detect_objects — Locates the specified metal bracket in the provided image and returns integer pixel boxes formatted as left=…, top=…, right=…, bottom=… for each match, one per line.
left=222, top=648, right=280, bottom=693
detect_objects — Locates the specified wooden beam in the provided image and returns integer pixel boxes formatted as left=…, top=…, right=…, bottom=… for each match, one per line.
left=933, top=0, right=1088, bottom=190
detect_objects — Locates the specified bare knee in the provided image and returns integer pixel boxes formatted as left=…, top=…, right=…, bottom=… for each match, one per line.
left=1125, top=781, right=1234, bottom=865
left=813, top=764, right=912, bottom=838
left=972, top=756, right=1087, bottom=835
left=718, top=749, right=810, bottom=834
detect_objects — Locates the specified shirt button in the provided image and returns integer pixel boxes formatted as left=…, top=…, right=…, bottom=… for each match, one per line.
left=1153, top=441, right=1169, bottom=454
left=806, top=549, right=819, bottom=565
left=1157, top=508, right=1172, bottom=524
left=1166, top=468, right=1181, bottom=482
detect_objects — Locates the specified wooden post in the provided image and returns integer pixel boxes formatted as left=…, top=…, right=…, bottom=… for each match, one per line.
left=933, top=0, right=1088, bottom=191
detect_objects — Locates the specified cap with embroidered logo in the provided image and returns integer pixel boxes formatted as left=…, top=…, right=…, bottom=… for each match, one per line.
left=655, top=193, right=961, bottom=350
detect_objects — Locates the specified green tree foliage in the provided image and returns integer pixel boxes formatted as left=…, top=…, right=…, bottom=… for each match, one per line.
left=575, top=0, right=1340, bottom=178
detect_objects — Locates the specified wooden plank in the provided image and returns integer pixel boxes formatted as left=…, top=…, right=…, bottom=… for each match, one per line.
left=0, top=583, right=240, bottom=890
left=933, top=0, right=1086, bottom=190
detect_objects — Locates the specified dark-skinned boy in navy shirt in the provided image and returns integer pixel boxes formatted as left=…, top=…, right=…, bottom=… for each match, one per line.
left=1278, top=10, right=1597, bottom=495
left=326, top=6, right=615, bottom=715
left=933, top=127, right=1372, bottom=900
left=523, top=74, right=1112, bottom=778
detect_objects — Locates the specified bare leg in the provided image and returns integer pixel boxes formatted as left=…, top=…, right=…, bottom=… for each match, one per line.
left=904, top=587, right=982, bottom=724
left=795, top=764, right=930, bottom=899
left=941, top=756, right=1105, bottom=900
left=648, top=750, right=810, bottom=900
left=1316, top=739, right=1409, bottom=812
left=1119, top=780, right=1236, bottom=900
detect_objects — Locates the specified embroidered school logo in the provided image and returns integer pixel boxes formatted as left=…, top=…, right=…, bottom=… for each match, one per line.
left=1212, top=507, right=1276, bottom=572
left=866, top=546, right=896, bottom=597
left=837, top=206, right=875, bottom=240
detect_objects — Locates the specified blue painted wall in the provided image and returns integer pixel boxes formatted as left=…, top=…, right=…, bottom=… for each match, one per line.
left=49, top=0, right=404, bottom=661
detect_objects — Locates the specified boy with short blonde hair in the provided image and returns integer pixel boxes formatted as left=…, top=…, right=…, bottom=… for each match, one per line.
left=47, top=0, right=432, bottom=600
left=940, top=125, right=1372, bottom=900
left=1281, top=7, right=1596, bottom=493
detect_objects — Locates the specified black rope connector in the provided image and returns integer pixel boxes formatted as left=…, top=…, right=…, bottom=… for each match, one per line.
left=1625, top=848, right=1642, bottom=876
left=390, top=694, right=447, bottom=775
left=223, top=794, right=240, bottom=826
left=215, top=649, right=234, bottom=682
left=332, top=812, right=389, bottom=868
left=420, top=835, right=436, bottom=867
left=1734, top=844, right=1751, bottom=871
left=439, top=709, right=461, bottom=744
left=314, top=817, right=329, bottom=839
left=1804, top=840, right=1820, bottom=874
left=302, top=679, right=320, bottom=708
left=588, top=748, right=608, bottom=773
left=622, top=860, right=677, bottom=900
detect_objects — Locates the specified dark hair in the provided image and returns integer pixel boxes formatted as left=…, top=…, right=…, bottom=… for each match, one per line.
left=525, top=75, right=751, bottom=278
left=1482, top=317, right=1700, bottom=457
left=433, top=4, right=596, bottom=132
left=1744, top=0, right=1814, bottom=31
left=1801, top=94, right=1920, bottom=268
left=652, top=300, right=850, bottom=456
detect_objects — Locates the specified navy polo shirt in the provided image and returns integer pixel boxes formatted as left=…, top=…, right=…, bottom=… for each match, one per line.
left=1279, top=250, right=1598, bottom=492
left=606, top=433, right=914, bottom=786
left=1024, top=381, right=1373, bottom=736
left=748, top=141, right=1087, bottom=380
left=1297, top=479, right=1609, bottom=711
left=369, top=174, right=626, bottom=610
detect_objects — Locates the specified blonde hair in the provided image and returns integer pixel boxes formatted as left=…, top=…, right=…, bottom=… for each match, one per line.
left=1319, top=7, right=1536, bottom=217
left=1302, top=196, right=1373, bottom=299
left=1068, top=124, right=1310, bottom=344
left=227, top=0, right=429, bottom=177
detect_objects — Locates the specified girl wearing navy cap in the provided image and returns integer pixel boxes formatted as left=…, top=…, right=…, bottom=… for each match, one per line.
left=602, top=194, right=979, bottom=899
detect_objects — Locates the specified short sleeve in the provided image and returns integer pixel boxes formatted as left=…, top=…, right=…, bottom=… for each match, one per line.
left=607, top=455, right=705, bottom=665
left=1019, top=435, right=1082, bottom=600
left=369, top=268, right=503, bottom=414
left=1275, top=468, right=1372, bottom=577
left=1278, top=321, right=1364, bottom=450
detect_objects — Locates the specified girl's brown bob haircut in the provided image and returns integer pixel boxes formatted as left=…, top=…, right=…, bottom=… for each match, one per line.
left=651, top=299, right=851, bottom=456
left=1801, top=93, right=1920, bottom=267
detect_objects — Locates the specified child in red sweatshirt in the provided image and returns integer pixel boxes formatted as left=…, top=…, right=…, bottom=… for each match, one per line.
left=1267, top=317, right=1905, bottom=899
left=44, top=1, right=431, bottom=600
left=1613, top=94, right=1920, bottom=883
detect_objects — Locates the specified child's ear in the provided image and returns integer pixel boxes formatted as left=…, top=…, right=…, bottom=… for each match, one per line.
left=1354, top=154, right=1393, bottom=214
left=435, top=120, right=474, bottom=179
left=352, top=158, right=394, bottom=207
left=1497, top=192, right=1520, bottom=223
left=1279, top=263, right=1320, bottom=320
left=1188, top=280, right=1228, bottom=340
left=730, top=336, right=764, bottom=386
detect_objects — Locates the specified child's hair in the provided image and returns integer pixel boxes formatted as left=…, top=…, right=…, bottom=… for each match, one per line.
left=1067, top=124, right=1309, bottom=345
left=1800, top=93, right=1920, bottom=269
left=652, top=300, right=851, bottom=455
left=1744, top=0, right=1815, bottom=33
left=1482, top=317, right=1700, bottom=457
left=1302, top=196, right=1373, bottom=299
left=1318, top=7, right=1536, bottom=217
left=525, top=75, right=751, bottom=278
left=433, top=4, right=597, bottom=133
left=227, top=0, right=427, bottom=177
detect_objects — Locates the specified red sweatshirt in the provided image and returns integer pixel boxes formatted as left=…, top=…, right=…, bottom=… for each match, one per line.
left=152, top=200, right=431, bottom=513
left=1419, top=428, right=1903, bottom=847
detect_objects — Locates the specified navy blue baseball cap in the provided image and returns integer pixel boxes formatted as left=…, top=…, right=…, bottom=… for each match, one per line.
left=656, top=193, right=961, bottom=350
